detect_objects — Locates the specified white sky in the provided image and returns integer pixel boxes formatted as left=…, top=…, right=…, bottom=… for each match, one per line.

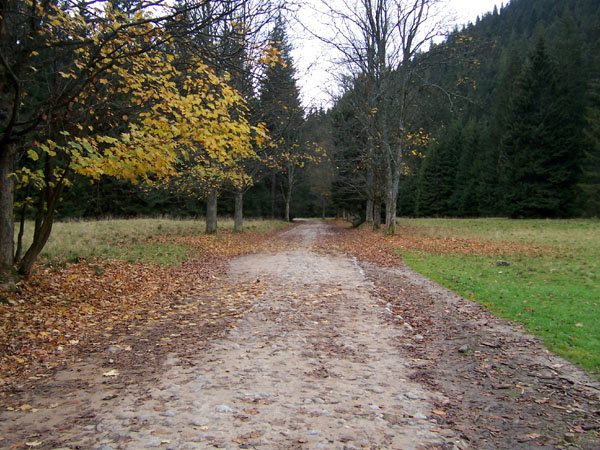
left=291, top=0, right=505, bottom=108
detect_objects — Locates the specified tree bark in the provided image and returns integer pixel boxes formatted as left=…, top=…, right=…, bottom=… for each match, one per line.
left=366, top=198, right=374, bottom=222
left=206, top=189, right=218, bottom=234
left=234, top=189, right=243, bottom=232
left=373, top=200, right=381, bottom=230
left=270, top=170, right=277, bottom=219
left=18, top=181, right=65, bottom=277
left=0, top=142, right=16, bottom=281
left=390, top=162, right=400, bottom=234
left=385, top=179, right=394, bottom=234
left=284, top=164, right=294, bottom=222
left=285, top=191, right=291, bottom=222
left=14, top=204, right=26, bottom=263
left=18, top=211, right=54, bottom=277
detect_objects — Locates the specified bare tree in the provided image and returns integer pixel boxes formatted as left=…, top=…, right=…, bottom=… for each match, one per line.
left=311, top=0, right=447, bottom=233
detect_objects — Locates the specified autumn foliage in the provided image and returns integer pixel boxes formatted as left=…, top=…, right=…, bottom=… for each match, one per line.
left=1, top=0, right=279, bottom=277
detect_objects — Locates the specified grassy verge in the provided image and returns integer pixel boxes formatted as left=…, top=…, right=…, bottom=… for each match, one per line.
left=17, top=217, right=288, bottom=266
left=394, top=218, right=600, bottom=375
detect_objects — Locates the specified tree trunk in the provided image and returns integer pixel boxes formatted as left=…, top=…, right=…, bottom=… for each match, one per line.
left=14, top=204, right=26, bottom=263
left=285, top=191, right=291, bottom=222
left=373, top=200, right=381, bottom=230
left=383, top=134, right=395, bottom=234
left=284, top=164, right=295, bottom=222
left=386, top=142, right=403, bottom=235
left=270, top=170, right=276, bottom=219
left=366, top=198, right=374, bottom=222
left=206, top=189, right=218, bottom=234
left=366, top=161, right=375, bottom=223
left=234, top=189, right=243, bottom=232
left=385, top=183, right=394, bottom=234
left=18, top=182, right=65, bottom=278
left=321, top=197, right=326, bottom=220
left=390, top=166, right=400, bottom=235
left=18, top=212, right=53, bottom=277
left=0, top=142, right=16, bottom=281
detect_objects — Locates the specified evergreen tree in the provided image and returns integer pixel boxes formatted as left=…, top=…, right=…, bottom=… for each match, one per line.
left=474, top=126, right=503, bottom=216
left=450, top=119, right=481, bottom=216
left=502, top=37, right=581, bottom=218
left=581, top=81, right=600, bottom=216
left=258, top=17, right=304, bottom=221
left=415, top=125, right=461, bottom=216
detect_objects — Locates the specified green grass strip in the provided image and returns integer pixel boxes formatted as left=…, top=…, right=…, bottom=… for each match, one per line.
left=402, top=250, right=600, bottom=375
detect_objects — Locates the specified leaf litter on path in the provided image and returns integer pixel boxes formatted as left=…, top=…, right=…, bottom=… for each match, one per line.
left=2, top=220, right=598, bottom=450
left=0, top=227, right=288, bottom=402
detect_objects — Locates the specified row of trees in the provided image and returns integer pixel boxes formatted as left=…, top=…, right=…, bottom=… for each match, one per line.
left=325, top=0, right=445, bottom=232
left=0, top=0, right=323, bottom=280
left=328, top=0, right=600, bottom=221
left=5, top=0, right=596, bottom=283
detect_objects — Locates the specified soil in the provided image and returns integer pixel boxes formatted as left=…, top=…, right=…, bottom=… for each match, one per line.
left=0, top=220, right=598, bottom=449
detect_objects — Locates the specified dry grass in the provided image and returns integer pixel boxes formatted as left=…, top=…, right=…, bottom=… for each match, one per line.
left=17, top=217, right=288, bottom=265
left=395, top=217, right=600, bottom=251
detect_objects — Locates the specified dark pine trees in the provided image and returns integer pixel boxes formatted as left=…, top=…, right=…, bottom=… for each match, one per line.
left=581, top=81, right=600, bottom=216
left=415, top=122, right=461, bottom=217
left=502, top=37, right=581, bottom=218
left=258, top=18, right=304, bottom=221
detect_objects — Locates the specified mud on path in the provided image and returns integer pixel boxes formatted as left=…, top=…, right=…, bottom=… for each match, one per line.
left=1, top=220, right=599, bottom=449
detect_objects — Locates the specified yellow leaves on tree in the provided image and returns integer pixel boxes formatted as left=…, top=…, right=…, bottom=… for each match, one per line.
left=22, top=52, right=265, bottom=188
left=17, top=1, right=266, bottom=190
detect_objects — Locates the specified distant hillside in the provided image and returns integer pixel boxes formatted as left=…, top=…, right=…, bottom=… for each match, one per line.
left=394, top=0, right=600, bottom=217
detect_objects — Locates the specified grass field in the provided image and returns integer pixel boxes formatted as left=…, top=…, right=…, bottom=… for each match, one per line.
left=394, top=218, right=600, bottom=375
left=17, top=217, right=288, bottom=266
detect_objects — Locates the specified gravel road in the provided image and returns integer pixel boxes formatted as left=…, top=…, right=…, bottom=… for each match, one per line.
left=1, top=220, right=598, bottom=449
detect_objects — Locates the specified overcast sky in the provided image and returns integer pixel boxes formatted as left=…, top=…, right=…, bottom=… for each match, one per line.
left=290, top=0, right=505, bottom=108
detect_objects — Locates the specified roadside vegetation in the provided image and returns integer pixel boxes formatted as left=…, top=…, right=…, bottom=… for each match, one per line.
left=18, top=218, right=288, bottom=267
left=394, top=218, right=600, bottom=375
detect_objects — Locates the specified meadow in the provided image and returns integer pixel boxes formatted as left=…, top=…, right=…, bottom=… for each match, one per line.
left=17, top=217, right=288, bottom=266
left=394, top=218, right=600, bottom=375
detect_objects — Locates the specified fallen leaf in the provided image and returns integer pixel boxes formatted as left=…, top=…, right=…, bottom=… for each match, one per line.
left=102, top=369, right=119, bottom=377
left=518, top=433, right=541, bottom=441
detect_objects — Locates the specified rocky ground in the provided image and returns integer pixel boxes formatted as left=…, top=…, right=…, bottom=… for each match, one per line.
left=0, top=220, right=598, bottom=449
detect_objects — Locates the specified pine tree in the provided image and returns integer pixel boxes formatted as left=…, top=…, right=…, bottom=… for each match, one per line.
left=415, top=125, right=460, bottom=217
left=450, top=119, right=482, bottom=217
left=502, top=36, right=581, bottom=218
left=581, top=81, right=600, bottom=216
left=475, top=127, right=503, bottom=216
left=258, top=17, right=304, bottom=221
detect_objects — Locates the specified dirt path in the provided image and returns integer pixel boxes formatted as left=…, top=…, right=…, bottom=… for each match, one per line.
left=1, top=221, right=599, bottom=449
